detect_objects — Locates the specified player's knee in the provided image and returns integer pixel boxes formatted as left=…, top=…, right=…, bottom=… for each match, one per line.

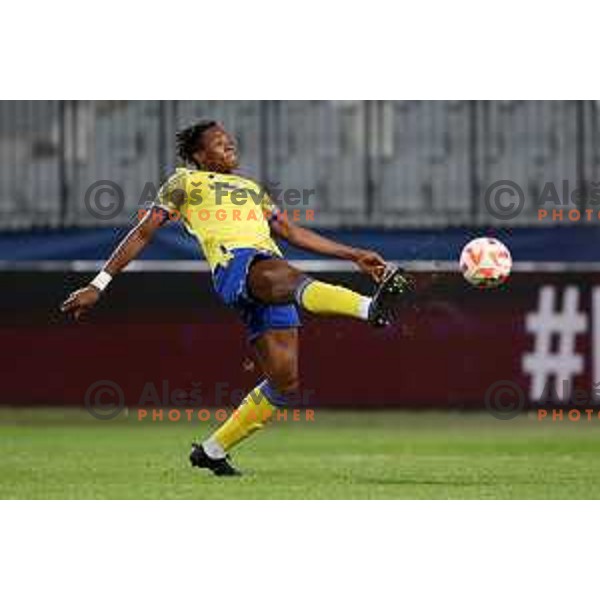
left=270, top=268, right=302, bottom=301
left=261, top=371, right=300, bottom=408
left=269, top=363, right=300, bottom=396
left=275, top=372, right=300, bottom=395
left=250, top=261, right=303, bottom=303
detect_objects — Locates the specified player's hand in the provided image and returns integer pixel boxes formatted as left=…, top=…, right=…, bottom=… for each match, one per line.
left=60, top=286, right=101, bottom=321
left=353, top=249, right=388, bottom=282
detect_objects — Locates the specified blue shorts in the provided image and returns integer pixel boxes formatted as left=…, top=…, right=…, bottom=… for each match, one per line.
left=212, top=248, right=301, bottom=341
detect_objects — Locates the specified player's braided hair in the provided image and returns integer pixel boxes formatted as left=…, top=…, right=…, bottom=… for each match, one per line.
left=175, top=120, right=217, bottom=167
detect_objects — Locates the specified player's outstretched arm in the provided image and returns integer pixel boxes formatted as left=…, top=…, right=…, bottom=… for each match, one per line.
left=270, top=217, right=387, bottom=282
left=60, top=211, right=163, bottom=320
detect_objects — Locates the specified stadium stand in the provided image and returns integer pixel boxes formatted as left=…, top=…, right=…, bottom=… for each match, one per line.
left=1, top=101, right=599, bottom=261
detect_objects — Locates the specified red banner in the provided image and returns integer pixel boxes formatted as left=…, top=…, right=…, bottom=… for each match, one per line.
left=1, top=271, right=598, bottom=410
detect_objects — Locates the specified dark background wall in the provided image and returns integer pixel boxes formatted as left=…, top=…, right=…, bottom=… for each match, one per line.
left=2, top=269, right=596, bottom=410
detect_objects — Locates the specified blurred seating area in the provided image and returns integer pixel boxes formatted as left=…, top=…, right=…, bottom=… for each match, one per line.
left=0, top=100, right=598, bottom=230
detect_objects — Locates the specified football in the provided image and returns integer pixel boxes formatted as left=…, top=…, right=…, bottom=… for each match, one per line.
left=460, top=237, right=512, bottom=288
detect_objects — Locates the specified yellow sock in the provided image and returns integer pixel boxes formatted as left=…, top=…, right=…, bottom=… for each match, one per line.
left=204, top=382, right=278, bottom=456
left=297, top=279, right=371, bottom=320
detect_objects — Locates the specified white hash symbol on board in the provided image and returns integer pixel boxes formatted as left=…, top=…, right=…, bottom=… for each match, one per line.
left=522, top=286, right=588, bottom=402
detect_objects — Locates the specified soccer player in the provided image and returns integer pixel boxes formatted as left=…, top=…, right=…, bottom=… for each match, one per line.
left=61, top=120, right=414, bottom=476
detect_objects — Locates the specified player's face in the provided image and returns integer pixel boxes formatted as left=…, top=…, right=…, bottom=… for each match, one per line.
left=193, top=125, right=239, bottom=172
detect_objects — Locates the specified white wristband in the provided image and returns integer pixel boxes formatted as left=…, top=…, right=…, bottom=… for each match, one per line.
left=90, top=270, right=112, bottom=292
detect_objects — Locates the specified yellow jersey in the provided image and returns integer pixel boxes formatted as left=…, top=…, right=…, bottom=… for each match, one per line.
left=155, top=168, right=282, bottom=270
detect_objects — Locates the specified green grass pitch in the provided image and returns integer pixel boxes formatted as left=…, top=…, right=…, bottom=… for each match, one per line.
left=1, top=409, right=599, bottom=499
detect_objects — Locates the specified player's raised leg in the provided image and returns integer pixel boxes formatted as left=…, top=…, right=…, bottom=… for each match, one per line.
left=248, top=258, right=415, bottom=327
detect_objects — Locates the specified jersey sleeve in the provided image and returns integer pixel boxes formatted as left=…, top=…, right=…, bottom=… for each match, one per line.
left=261, top=188, right=282, bottom=223
left=155, top=169, right=187, bottom=212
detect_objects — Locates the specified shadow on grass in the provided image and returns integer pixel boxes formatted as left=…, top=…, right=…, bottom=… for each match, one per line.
left=356, top=477, right=497, bottom=486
